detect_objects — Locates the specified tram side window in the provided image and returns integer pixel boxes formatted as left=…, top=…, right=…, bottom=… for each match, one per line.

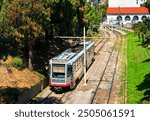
left=79, top=57, right=82, bottom=68
left=87, top=50, right=90, bottom=56
left=73, top=63, right=75, bottom=73
left=77, top=59, right=80, bottom=69
left=48, top=64, right=51, bottom=76
left=75, top=61, right=78, bottom=72
left=90, top=47, right=93, bottom=54
left=76, top=60, right=79, bottom=72
left=81, top=56, right=84, bottom=65
left=67, top=66, right=72, bottom=77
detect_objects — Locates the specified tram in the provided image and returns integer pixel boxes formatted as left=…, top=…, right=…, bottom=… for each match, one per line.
left=48, top=41, right=95, bottom=90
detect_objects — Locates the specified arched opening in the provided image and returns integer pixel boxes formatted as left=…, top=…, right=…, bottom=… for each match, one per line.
left=133, top=16, right=139, bottom=21
left=125, top=16, right=131, bottom=21
left=141, top=16, right=147, bottom=20
left=117, top=15, right=122, bottom=21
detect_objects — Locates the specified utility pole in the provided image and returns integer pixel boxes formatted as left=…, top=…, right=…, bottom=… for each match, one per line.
left=104, top=23, right=106, bottom=38
left=118, top=6, right=120, bottom=28
left=83, top=27, right=87, bottom=86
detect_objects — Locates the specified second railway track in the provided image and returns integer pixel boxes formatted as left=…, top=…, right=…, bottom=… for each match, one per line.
left=92, top=30, right=124, bottom=104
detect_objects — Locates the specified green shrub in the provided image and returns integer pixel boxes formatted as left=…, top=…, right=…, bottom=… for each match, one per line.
left=12, top=57, right=24, bottom=69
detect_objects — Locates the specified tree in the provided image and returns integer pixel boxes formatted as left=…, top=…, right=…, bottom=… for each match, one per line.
left=0, top=0, right=105, bottom=71
left=0, top=0, right=4, bottom=10
left=133, top=18, right=150, bottom=46
left=143, top=18, right=150, bottom=45
left=132, top=23, right=141, bottom=40
left=142, top=0, right=150, bottom=12
left=45, top=0, right=87, bottom=36
left=1, top=0, right=51, bottom=71
left=84, top=0, right=107, bottom=33
left=49, top=0, right=76, bottom=36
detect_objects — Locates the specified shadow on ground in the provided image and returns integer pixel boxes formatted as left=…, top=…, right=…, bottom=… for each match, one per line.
left=28, top=88, right=68, bottom=104
left=29, top=96, right=64, bottom=104
left=142, top=58, right=150, bottom=63
left=136, top=73, right=150, bottom=103
left=0, top=87, right=24, bottom=104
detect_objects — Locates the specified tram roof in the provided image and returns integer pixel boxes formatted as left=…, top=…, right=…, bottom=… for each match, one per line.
left=51, top=41, right=94, bottom=63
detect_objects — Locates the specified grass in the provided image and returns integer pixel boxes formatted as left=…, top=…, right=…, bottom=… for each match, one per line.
left=119, top=34, right=127, bottom=104
left=127, top=31, right=150, bottom=104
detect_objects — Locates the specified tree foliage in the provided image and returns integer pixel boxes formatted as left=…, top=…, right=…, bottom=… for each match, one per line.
left=1, top=0, right=50, bottom=70
left=0, top=0, right=106, bottom=71
left=0, top=0, right=3, bottom=10
left=133, top=18, right=150, bottom=46
left=142, top=0, right=150, bottom=12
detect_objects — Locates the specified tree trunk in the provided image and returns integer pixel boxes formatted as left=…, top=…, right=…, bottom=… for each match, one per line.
left=138, top=33, right=140, bottom=41
left=142, top=33, right=144, bottom=44
left=28, top=42, right=33, bottom=71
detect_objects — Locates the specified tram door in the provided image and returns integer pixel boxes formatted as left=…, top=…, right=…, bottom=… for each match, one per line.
left=67, top=66, right=73, bottom=83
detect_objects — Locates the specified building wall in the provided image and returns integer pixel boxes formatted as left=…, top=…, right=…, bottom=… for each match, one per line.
left=107, top=0, right=149, bottom=26
left=107, top=14, right=150, bottom=25
left=140, top=0, right=147, bottom=4
left=108, top=0, right=147, bottom=7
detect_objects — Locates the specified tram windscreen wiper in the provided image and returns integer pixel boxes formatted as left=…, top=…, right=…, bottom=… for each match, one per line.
left=52, top=73, right=57, bottom=78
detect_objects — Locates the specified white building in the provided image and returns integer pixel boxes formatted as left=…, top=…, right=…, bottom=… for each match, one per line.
left=106, top=0, right=150, bottom=26
left=108, top=0, right=147, bottom=7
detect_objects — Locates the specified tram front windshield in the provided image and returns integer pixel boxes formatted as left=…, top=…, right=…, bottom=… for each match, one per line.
left=52, top=64, right=65, bottom=78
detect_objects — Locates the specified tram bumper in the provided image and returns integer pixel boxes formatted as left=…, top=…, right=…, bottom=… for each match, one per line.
left=49, top=82, right=72, bottom=87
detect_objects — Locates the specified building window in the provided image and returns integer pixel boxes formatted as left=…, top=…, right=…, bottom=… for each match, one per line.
left=133, top=16, right=139, bottom=21
left=136, top=0, right=138, bottom=4
left=117, top=15, right=122, bottom=21
left=141, top=16, right=147, bottom=20
left=125, top=16, right=131, bottom=21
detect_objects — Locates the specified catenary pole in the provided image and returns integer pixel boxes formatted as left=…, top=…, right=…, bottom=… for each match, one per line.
left=84, top=27, right=87, bottom=85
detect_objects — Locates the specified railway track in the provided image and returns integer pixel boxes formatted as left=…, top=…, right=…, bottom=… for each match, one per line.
left=107, top=31, right=123, bottom=104
left=29, top=28, right=125, bottom=104
left=91, top=30, right=124, bottom=104
left=94, top=30, right=110, bottom=54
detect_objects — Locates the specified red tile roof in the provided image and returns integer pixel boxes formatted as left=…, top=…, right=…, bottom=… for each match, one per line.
left=107, top=7, right=149, bottom=14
